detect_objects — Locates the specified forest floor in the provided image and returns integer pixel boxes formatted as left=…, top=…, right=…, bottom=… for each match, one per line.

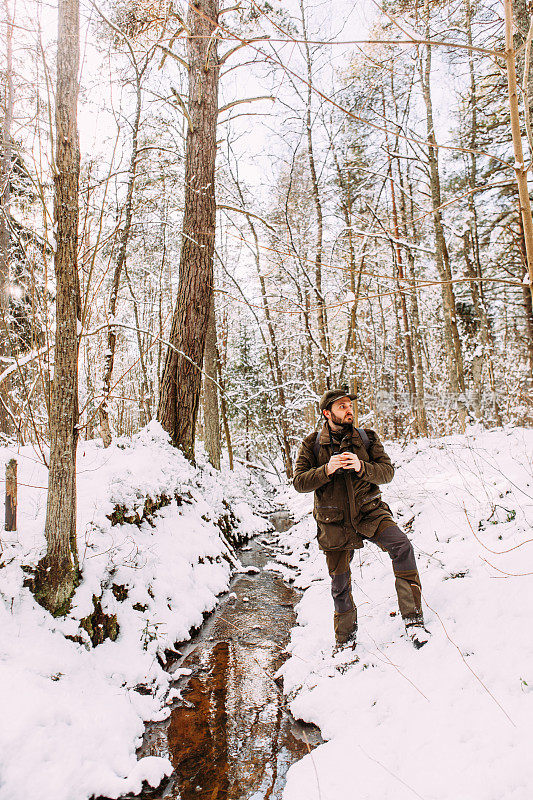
left=274, top=425, right=533, bottom=800
left=123, top=520, right=322, bottom=800
left=1, top=424, right=532, bottom=800
left=0, top=423, right=273, bottom=800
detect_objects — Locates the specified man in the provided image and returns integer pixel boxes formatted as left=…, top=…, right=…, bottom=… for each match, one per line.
left=293, top=389, right=429, bottom=650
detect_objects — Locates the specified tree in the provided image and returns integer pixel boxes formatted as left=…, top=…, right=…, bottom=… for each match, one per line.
left=419, top=0, right=467, bottom=428
left=95, top=9, right=154, bottom=447
left=0, top=0, right=14, bottom=435
left=299, top=0, right=330, bottom=392
left=34, top=0, right=81, bottom=614
left=504, top=0, right=533, bottom=350
left=157, top=0, right=220, bottom=459
left=203, top=294, right=221, bottom=469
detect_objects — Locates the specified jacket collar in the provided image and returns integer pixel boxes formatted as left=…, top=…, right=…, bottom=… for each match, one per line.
left=318, top=421, right=330, bottom=444
left=318, top=421, right=358, bottom=446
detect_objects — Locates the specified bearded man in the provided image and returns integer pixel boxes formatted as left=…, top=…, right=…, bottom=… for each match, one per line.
left=293, top=389, right=429, bottom=650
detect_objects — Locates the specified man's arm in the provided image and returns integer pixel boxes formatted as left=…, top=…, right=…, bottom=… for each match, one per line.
left=293, top=436, right=331, bottom=493
left=356, top=430, right=394, bottom=484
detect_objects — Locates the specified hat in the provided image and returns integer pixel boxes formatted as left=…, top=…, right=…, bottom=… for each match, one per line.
left=319, top=389, right=357, bottom=413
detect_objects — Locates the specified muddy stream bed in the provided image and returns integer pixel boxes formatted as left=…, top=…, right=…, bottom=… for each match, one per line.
left=120, top=512, right=322, bottom=800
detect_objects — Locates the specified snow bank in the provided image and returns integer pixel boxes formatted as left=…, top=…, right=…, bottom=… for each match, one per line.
left=274, top=426, right=533, bottom=800
left=0, top=421, right=271, bottom=800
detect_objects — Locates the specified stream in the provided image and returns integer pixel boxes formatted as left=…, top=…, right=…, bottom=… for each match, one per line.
left=120, top=511, right=322, bottom=800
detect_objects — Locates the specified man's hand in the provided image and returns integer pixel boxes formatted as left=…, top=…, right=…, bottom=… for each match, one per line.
left=326, top=452, right=362, bottom=475
left=340, top=452, right=362, bottom=472
left=326, top=454, right=345, bottom=475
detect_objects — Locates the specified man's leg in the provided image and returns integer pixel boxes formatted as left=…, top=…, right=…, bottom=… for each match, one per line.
left=324, top=549, right=357, bottom=645
left=371, top=525, right=424, bottom=625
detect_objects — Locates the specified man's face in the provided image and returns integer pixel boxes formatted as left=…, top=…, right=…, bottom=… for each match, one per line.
left=324, top=397, right=354, bottom=427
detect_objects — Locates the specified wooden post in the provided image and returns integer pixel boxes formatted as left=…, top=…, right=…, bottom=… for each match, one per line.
left=5, top=458, right=16, bottom=531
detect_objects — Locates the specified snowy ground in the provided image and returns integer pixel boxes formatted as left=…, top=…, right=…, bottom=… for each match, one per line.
left=0, top=422, right=271, bottom=800
left=272, top=426, right=533, bottom=800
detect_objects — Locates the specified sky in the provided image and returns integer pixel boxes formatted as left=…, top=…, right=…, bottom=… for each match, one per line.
left=11, top=0, right=464, bottom=199
left=219, top=0, right=377, bottom=195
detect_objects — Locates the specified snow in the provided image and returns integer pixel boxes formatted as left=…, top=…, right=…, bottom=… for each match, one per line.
left=276, top=426, right=533, bottom=800
left=2, top=423, right=532, bottom=800
left=0, top=421, right=271, bottom=800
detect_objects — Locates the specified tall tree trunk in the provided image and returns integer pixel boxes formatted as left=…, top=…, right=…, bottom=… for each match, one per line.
left=216, top=339, right=233, bottom=470
left=406, top=246, right=429, bottom=436
left=35, top=0, right=81, bottom=615
left=203, top=294, right=221, bottom=469
left=228, top=167, right=294, bottom=475
left=299, top=0, right=330, bottom=392
left=0, top=0, right=14, bottom=436
left=330, top=140, right=365, bottom=407
left=158, top=0, right=219, bottom=459
left=420, top=2, right=467, bottom=427
left=99, top=66, right=143, bottom=446
left=504, top=0, right=533, bottom=368
left=301, top=279, right=316, bottom=392
left=246, top=213, right=293, bottom=477
left=389, top=162, right=417, bottom=429
left=124, top=262, right=152, bottom=424
left=518, top=223, right=533, bottom=374
left=157, top=192, right=168, bottom=389
left=397, top=158, right=428, bottom=436
left=522, top=269, right=533, bottom=375
left=463, top=0, right=502, bottom=424
left=381, top=80, right=418, bottom=433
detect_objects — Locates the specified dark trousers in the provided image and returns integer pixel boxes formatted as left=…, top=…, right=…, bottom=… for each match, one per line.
left=325, top=524, right=423, bottom=643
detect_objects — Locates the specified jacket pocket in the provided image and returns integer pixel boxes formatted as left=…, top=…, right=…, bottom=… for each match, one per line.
left=360, top=495, right=381, bottom=513
left=314, top=508, right=349, bottom=551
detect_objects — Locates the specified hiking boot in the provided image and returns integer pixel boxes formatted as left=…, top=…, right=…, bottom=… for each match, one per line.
left=404, top=616, right=430, bottom=649
left=333, top=606, right=357, bottom=644
left=333, top=627, right=357, bottom=656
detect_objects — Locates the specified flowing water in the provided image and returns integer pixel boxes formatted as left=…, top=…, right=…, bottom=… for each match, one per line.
left=123, top=512, right=321, bottom=800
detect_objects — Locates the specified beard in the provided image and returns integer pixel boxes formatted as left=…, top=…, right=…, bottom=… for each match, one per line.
left=330, top=409, right=353, bottom=430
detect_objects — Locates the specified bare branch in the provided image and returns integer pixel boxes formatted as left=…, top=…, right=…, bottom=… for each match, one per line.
left=217, top=204, right=276, bottom=231
left=171, top=87, right=194, bottom=130
left=219, top=36, right=270, bottom=64
left=156, top=43, right=189, bottom=71
left=218, top=95, right=274, bottom=115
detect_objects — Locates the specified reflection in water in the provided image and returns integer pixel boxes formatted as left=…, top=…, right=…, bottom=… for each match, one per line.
left=167, top=639, right=309, bottom=799
left=168, top=643, right=230, bottom=798
left=133, top=531, right=321, bottom=800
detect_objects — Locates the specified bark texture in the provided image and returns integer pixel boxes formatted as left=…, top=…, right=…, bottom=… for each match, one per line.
left=0, top=0, right=14, bottom=435
left=5, top=457, right=16, bottom=530
left=505, top=0, right=533, bottom=340
left=239, top=197, right=293, bottom=478
left=399, top=162, right=428, bottom=436
left=420, top=4, right=467, bottom=426
left=300, top=0, right=330, bottom=391
left=389, top=157, right=417, bottom=429
left=157, top=0, right=219, bottom=459
left=99, top=62, right=143, bottom=446
left=203, top=294, right=221, bottom=469
left=35, top=0, right=81, bottom=615
left=463, top=0, right=502, bottom=422
left=216, top=340, right=233, bottom=470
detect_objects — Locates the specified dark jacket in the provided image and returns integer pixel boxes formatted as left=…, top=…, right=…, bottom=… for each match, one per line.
left=293, top=422, right=395, bottom=551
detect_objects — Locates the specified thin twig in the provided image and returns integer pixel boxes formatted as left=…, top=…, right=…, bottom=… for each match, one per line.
left=422, top=594, right=515, bottom=727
